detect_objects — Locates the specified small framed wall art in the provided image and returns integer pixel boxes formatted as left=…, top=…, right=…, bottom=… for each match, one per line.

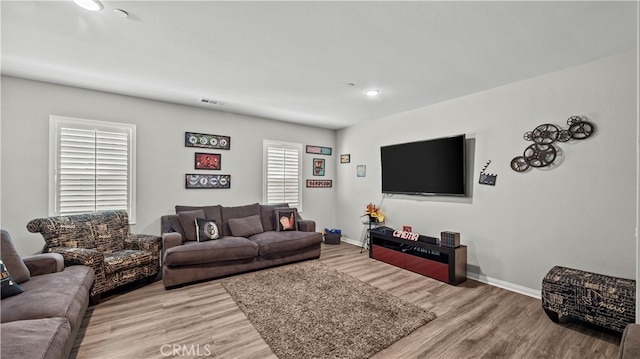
left=195, top=153, right=221, bottom=170
left=340, top=154, right=350, bottom=163
left=306, top=145, right=332, bottom=155
left=313, top=158, right=325, bottom=176
left=185, top=174, right=231, bottom=189
left=357, top=165, right=366, bottom=177
left=306, top=179, right=332, bottom=188
left=185, top=132, right=231, bottom=150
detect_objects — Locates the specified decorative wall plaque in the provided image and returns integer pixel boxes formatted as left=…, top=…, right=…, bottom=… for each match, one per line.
left=185, top=132, right=231, bottom=150
left=185, top=174, right=231, bottom=189
left=313, top=158, right=325, bottom=176
left=306, top=145, right=332, bottom=155
left=306, top=179, right=332, bottom=188
left=194, top=153, right=221, bottom=170
left=510, top=116, right=595, bottom=172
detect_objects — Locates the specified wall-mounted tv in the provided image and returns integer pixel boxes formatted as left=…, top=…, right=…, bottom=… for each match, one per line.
left=380, top=134, right=466, bottom=196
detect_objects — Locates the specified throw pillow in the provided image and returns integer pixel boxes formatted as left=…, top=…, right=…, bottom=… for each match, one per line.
left=0, top=230, right=30, bottom=284
left=275, top=208, right=298, bottom=231
left=195, top=218, right=220, bottom=242
left=178, top=209, right=206, bottom=241
left=1, top=258, right=24, bottom=299
left=228, top=215, right=264, bottom=237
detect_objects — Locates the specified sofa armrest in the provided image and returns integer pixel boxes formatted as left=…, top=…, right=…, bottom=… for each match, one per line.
left=125, top=234, right=162, bottom=255
left=22, top=253, right=64, bottom=276
left=162, top=232, right=183, bottom=251
left=49, top=247, right=105, bottom=278
left=298, top=219, right=316, bottom=232
left=618, top=324, right=640, bottom=359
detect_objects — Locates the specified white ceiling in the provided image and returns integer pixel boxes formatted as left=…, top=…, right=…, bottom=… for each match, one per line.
left=1, top=1, right=637, bottom=130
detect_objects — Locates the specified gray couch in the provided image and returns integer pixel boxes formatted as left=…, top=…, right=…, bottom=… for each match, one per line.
left=1, top=229, right=95, bottom=359
left=161, top=203, right=322, bottom=288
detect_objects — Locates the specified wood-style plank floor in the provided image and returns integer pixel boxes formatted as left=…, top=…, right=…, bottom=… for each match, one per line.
left=71, top=243, right=622, bottom=358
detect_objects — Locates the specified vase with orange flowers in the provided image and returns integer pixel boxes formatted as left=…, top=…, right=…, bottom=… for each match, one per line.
left=363, top=202, right=384, bottom=223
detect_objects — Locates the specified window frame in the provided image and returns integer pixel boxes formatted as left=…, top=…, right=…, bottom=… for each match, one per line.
left=262, top=140, right=303, bottom=212
left=48, top=115, right=137, bottom=223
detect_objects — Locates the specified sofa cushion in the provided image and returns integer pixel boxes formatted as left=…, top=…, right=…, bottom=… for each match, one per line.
left=274, top=208, right=298, bottom=231
left=164, top=238, right=259, bottom=266
left=103, top=250, right=157, bottom=275
left=260, top=203, right=289, bottom=232
left=228, top=215, right=264, bottom=237
left=196, top=218, right=220, bottom=241
left=1, top=318, right=71, bottom=359
left=178, top=210, right=205, bottom=241
left=0, top=265, right=93, bottom=330
left=26, top=216, right=93, bottom=249
left=162, top=215, right=186, bottom=238
left=0, top=230, right=30, bottom=284
left=249, top=231, right=323, bottom=256
left=26, top=211, right=129, bottom=253
left=1, top=259, right=24, bottom=299
left=220, top=203, right=261, bottom=236
left=176, top=205, right=223, bottom=226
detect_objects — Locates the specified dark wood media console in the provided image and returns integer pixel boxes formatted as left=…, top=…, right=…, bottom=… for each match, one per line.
left=369, top=228, right=467, bottom=285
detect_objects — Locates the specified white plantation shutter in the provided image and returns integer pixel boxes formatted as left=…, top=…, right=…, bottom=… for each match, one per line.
left=263, top=141, right=302, bottom=210
left=50, top=116, right=136, bottom=222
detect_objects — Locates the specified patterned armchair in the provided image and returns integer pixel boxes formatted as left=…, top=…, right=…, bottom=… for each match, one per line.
left=27, top=210, right=161, bottom=304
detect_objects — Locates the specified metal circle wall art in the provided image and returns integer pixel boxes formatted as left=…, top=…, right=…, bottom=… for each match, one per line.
left=510, top=116, right=595, bottom=172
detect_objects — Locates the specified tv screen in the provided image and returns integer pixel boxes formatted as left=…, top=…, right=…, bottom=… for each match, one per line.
left=381, top=134, right=466, bottom=196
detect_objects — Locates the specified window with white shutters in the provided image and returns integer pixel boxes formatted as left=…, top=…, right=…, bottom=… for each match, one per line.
left=263, top=140, right=302, bottom=211
left=49, top=116, right=136, bottom=223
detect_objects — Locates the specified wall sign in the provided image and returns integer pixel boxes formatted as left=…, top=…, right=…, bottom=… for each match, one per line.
left=313, top=158, right=325, bottom=176
left=306, top=179, right=332, bottom=188
left=185, top=132, right=231, bottom=150
left=306, top=145, right=332, bottom=155
left=185, top=174, right=231, bottom=189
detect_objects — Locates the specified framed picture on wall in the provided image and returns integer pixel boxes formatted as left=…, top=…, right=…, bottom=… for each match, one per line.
left=306, top=145, right=332, bottom=155
left=185, top=132, right=231, bottom=150
left=185, top=174, right=231, bottom=189
left=194, top=153, right=221, bottom=170
left=313, top=158, right=325, bottom=176
left=357, top=165, right=366, bottom=177
left=340, top=154, right=350, bottom=163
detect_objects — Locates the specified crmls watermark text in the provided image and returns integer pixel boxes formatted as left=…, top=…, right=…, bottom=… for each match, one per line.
left=160, top=344, right=212, bottom=357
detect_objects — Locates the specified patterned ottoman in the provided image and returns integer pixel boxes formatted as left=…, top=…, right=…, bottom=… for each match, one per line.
left=541, top=266, right=636, bottom=333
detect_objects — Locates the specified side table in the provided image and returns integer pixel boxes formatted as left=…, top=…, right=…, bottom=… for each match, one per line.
left=360, top=218, right=384, bottom=253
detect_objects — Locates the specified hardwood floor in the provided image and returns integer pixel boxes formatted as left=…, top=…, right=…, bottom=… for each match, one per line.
left=71, top=243, right=622, bottom=358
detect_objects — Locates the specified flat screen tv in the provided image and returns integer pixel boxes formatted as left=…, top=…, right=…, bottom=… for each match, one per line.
left=381, top=134, right=466, bottom=196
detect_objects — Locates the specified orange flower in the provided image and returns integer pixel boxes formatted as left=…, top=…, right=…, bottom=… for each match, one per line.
left=363, top=202, right=385, bottom=222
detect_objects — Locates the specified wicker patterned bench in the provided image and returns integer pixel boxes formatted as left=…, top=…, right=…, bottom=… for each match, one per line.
left=541, top=266, right=636, bottom=333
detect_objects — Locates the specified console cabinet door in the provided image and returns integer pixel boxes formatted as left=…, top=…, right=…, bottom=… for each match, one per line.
left=405, top=255, right=449, bottom=283
left=371, top=245, right=405, bottom=268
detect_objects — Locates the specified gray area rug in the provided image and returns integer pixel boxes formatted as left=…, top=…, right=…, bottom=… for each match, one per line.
left=221, top=261, right=436, bottom=359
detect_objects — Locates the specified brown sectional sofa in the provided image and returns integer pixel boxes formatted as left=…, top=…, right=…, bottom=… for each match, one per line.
left=161, top=203, right=322, bottom=288
left=1, top=229, right=95, bottom=359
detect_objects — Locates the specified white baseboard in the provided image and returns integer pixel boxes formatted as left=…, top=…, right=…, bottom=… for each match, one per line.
left=340, top=237, right=362, bottom=247
left=467, top=272, right=541, bottom=299
left=338, top=237, right=541, bottom=299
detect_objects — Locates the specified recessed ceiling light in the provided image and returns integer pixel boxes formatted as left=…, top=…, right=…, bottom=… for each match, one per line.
left=365, top=89, right=381, bottom=97
left=73, top=0, right=103, bottom=11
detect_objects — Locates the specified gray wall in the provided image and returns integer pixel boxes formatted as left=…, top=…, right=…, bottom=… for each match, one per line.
left=1, top=51, right=638, bottom=305
left=1, top=76, right=337, bottom=256
left=336, top=51, right=638, bottom=296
